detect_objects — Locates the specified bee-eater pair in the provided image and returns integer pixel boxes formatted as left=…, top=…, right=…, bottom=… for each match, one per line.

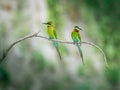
left=43, top=21, right=84, bottom=64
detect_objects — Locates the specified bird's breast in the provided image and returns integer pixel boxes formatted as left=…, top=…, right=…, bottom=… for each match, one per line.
left=47, top=29, right=54, bottom=38
left=72, top=32, right=80, bottom=42
left=75, top=29, right=79, bottom=32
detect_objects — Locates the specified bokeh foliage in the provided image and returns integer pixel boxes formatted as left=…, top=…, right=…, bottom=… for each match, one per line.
left=47, top=0, right=63, bottom=30
left=84, top=0, right=120, bottom=89
left=0, top=0, right=119, bottom=90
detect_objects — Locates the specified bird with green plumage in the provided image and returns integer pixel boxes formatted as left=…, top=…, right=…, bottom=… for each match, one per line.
left=43, top=21, right=62, bottom=63
left=71, top=26, right=84, bottom=64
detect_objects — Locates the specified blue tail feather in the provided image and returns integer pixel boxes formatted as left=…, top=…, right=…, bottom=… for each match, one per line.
left=53, top=41, right=58, bottom=47
left=53, top=41, right=62, bottom=60
left=76, top=43, right=84, bottom=64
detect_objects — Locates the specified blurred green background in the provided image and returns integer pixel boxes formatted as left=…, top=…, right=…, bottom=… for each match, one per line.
left=0, top=0, right=120, bottom=90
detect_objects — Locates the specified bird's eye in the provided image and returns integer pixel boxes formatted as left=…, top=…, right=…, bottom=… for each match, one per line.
left=47, top=22, right=50, bottom=25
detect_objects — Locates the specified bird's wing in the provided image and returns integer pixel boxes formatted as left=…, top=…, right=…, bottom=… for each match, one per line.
left=78, top=33, right=81, bottom=41
left=71, top=31, right=74, bottom=39
left=53, top=30, right=57, bottom=39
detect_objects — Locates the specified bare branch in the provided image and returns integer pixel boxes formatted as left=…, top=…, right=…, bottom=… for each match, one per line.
left=81, top=42, right=108, bottom=67
left=0, top=32, right=108, bottom=67
left=36, top=36, right=108, bottom=66
left=0, top=32, right=40, bottom=63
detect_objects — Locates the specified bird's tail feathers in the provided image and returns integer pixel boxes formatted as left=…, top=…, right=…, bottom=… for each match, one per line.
left=55, top=46, right=62, bottom=60
left=53, top=40, right=58, bottom=47
left=77, top=43, right=84, bottom=64
left=53, top=41, right=62, bottom=60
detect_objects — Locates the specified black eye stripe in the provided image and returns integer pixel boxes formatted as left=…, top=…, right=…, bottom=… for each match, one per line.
left=75, top=28, right=79, bottom=30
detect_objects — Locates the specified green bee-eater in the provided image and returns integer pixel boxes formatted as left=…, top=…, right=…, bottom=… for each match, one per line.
left=71, top=26, right=84, bottom=64
left=43, top=21, right=62, bottom=61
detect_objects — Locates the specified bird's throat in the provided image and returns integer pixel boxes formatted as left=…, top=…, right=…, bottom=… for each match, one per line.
left=74, top=29, right=79, bottom=32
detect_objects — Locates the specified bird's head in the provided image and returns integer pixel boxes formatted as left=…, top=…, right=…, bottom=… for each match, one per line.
left=74, top=26, right=83, bottom=32
left=43, top=21, right=53, bottom=26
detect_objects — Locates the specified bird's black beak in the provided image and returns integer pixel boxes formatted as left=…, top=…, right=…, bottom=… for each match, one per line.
left=43, top=22, right=48, bottom=25
left=78, top=27, right=83, bottom=31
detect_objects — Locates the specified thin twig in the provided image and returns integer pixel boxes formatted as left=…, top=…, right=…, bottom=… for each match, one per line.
left=0, top=31, right=40, bottom=63
left=81, top=42, right=108, bottom=67
left=36, top=35, right=74, bottom=44
left=0, top=32, right=108, bottom=66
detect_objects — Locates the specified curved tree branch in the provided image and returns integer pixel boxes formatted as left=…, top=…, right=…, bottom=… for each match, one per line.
left=81, top=42, right=108, bottom=67
left=36, top=35, right=108, bottom=66
left=0, top=31, right=40, bottom=64
left=0, top=31, right=108, bottom=66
